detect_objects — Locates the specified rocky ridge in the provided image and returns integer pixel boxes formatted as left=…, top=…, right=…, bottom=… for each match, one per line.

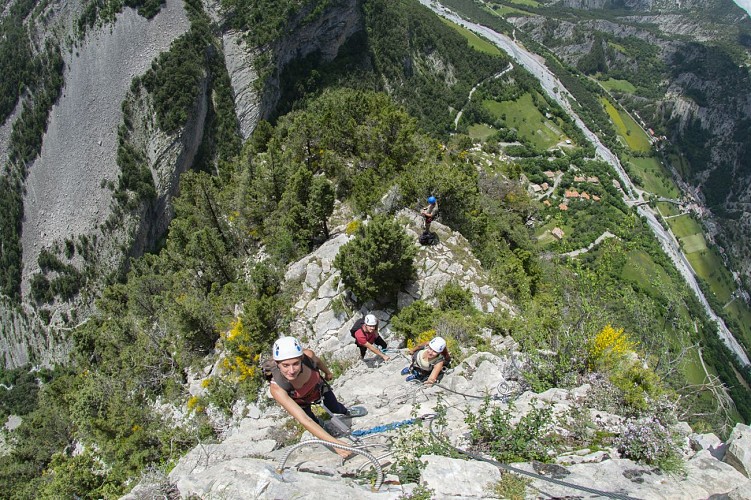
left=126, top=212, right=751, bottom=499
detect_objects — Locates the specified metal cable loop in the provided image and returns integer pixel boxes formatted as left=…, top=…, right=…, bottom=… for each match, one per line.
left=276, top=439, right=384, bottom=491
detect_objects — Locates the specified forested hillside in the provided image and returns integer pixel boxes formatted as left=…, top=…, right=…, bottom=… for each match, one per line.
left=1, top=0, right=750, bottom=497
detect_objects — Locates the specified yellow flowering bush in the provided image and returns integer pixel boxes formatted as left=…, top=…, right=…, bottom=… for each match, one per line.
left=589, top=324, right=638, bottom=370
left=220, top=318, right=260, bottom=382
left=186, top=395, right=204, bottom=413
left=345, top=219, right=362, bottom=236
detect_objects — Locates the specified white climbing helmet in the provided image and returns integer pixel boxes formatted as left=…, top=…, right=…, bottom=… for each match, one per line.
left=429, top=336, right=446, bottom=353
left=273, top=336, right=303, bottom=361
left=364, top=314, right=378, bottom=326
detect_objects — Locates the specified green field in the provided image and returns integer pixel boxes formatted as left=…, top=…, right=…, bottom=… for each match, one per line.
left=484, top=3, right=530, bottom=16
left=621, top=249, right=673, bottom=299
left=682, top=233, right=708, bottom=253
left=657, top=202, right=681, bottom=217
left=687, top=248, right=735, bottom=303
left=467, top=123, right=496, bottom=140
left=667, top=213, right=703, bottom=239
left=484, top=93, right=565, bottom=150
left=600, top=97, right=652, bottom=152
left=626, top=156, right=681, bottom=198
left=505, top=0, right=540, bottom=6
left=441, top=18, right=502, bottom=55
left=668, top=153, right=692, bottom=178
left=600, top=78, right=636, bottom=93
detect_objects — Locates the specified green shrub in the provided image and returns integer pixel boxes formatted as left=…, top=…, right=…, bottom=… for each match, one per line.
left=333, top=215, right=416, bottom=305
left=391, top=300, right=436, bottom=343
left=466, top=399, right=558, bottom=463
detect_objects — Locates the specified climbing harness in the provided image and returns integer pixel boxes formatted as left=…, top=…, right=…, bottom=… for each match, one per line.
left=276, top=439, right=385, bottom=491
left=426, top=417, right=640, bottom=500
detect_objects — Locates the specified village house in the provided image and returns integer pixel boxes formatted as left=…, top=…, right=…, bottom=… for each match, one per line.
left=565, top=189, right=579, bottom=198
left=559, top=203, right=568, bottom=211
left=552, top=227, right=565, bottom=240
left=581, top=191, right=591, bottom=200
left=574, top=176, right=586, bottom=183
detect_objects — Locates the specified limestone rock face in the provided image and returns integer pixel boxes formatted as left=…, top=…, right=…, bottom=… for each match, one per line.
left=725, top=423, right=751, bottom=478
left=223, top=0, right=364, bottom=140
left=1, top=0, right=192, bottom=369
left=160, top=209, right=750, bottom=499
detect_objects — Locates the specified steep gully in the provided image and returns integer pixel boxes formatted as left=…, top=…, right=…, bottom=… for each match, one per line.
left=419, top=0, right=751, bottom=366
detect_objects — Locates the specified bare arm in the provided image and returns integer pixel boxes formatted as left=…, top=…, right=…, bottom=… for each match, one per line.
left=363, top=341, right=389, bottom=361
left=269, top=383, right=351, bottom=458
left=425, top=360, right=445, bottom=385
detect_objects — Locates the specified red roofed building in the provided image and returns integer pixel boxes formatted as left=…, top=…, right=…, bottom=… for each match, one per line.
left=565, top=190, right=579, bottom=198
left=559, top=203, right=568, bottom=211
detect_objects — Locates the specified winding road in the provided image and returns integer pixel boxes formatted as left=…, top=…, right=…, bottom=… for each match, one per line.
left=420, top=0, right=750, bottom=365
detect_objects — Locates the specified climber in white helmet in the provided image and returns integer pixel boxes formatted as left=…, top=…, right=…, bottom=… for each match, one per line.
left=265, top=336, right=366, bottom=458
left=401, top=336, right=451, bottom=386
left=351, top=313, right=390, bottom=362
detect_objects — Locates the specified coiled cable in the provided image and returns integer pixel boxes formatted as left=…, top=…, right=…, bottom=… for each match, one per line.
left=276, top=439, right=384, bottom=491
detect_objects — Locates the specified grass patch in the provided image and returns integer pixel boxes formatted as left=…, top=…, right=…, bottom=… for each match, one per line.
left=484, top=93, right=564, bottom=150
left=440, top=18, right=501, bottom=55
left=600, top=97, right=652, bottom=152
left=505, top=0, right=540, bottom=6
left=668, top=153, right=691, bottom=178
left=621, top=249, right=673, bottom=299
left=656, top=202, right=681, bottom=217
left=468, top=123, right=496, bottom=140
left=724, top=300, right=751, bottom=350
left=687, top=248, right=735, bottom=303
left=666, top=214, right=703, bottom=239
left=681, top=233, right=708, bottom=254
left=484, top=3, right=530, bottom=16
left=626, top=156, right=680, bottom=198
left=600, top=78, right=636, bottom=93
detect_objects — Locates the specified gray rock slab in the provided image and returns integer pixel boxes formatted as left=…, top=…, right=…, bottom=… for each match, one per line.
left=421, top=454, right=501, bottom=498
left=173, top=458, right=395, bottom=499
left=690, top=432, right=726, bottom=460
left=726, top=423, right=751, bottom=477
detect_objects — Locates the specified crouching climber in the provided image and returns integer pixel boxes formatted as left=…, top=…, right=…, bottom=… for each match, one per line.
left=351, top=314, right=390, bottom=362
left=401, top=336, right=451, bottom=386
left=266, top=336, right=366, bottom=458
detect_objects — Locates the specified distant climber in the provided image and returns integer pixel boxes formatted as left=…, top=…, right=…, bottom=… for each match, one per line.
left=351, top=314, right=390, bottom=362
left=420, top=196, right=439, bottom=233
left=265, top=336, right=366, bottom=458
left=401, top=336, right=451, bottom=385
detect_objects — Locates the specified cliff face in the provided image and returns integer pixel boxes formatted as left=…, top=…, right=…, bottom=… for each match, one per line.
left=223, top=0, right=364, bottom=140
left=0, top=0, right=367, bottom=368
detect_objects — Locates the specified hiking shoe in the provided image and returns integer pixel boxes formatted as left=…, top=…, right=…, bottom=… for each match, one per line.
left=406, top=375, right=418, bottom=382
left=400, top=367, right=411, bottom=376
left=346, top=406, right=368, bottom=417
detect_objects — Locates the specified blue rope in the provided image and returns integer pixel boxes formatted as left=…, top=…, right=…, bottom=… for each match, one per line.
left=351, top=418, right=417, bottom=437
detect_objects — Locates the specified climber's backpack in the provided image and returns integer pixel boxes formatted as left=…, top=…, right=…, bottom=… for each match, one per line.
left=349, top=317, right=365, bottom=339
left=419, top=231, right=437, bottom=246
